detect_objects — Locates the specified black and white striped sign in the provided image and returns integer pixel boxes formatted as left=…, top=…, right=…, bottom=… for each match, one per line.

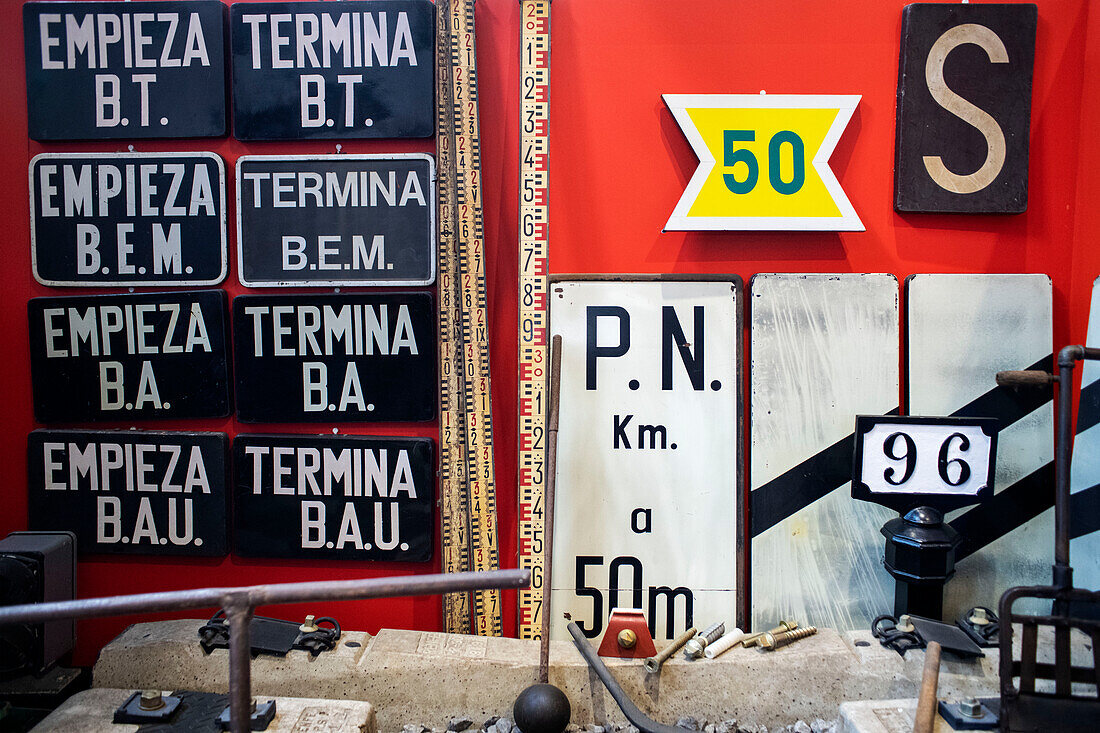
left=907, top=273, right=1054, bottom=618
left=750, top=273, right=899, bottom=632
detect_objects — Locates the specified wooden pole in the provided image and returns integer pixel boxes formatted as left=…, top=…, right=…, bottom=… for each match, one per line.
left=539, top=335, right=563, bottom=684
left=913, top=641, right=942, bottom=733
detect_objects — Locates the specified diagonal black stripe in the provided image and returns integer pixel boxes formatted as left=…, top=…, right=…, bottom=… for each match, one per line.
left=1076, top=379, right=1100, bottom=435
left=749, top=430, right=860, bottom=538
left=750, top=354, right=1053, bottom=538
left=947, top=354, right=1053, bottom=420
left=1070, top=482, right=1100, bottom=540
left=951, top=463, right=1054, bottom=560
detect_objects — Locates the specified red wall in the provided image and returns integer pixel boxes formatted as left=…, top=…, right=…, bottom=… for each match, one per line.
left=0, top=0, right=1096, bottom=664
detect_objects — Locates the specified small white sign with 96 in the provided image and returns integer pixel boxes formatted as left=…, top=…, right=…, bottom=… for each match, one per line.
left=856, top=418, right=995, bottom=497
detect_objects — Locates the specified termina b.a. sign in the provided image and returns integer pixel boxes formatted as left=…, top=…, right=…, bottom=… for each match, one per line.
left=230, top=1, right=434, bottom=140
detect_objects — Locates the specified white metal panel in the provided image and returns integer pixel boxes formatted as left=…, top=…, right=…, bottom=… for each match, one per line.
left=907, top=273, right=1054, bottom=617
left=750, top=273, right=899, bottom=631
left=550, top=278, right=741, bottom=641
left=1069, top=277, right=1100, bottom=592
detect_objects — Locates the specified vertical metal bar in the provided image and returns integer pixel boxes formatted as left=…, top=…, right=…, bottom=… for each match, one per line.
left=1091, top=629, right=1100, bottom=693
left=538, top=334, right=563, bottom=683
left=1055, top=348, right=1077, bottom=583
left=1020, top=622, right=1037, bottom=693
left=1055, top=624, right=1071, bottom=695
left=226, top=597, right=254, bottom=733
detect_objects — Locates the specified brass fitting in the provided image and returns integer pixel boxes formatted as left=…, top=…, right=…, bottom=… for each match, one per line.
left=299, top=614, right=319, bottom=633
left=617, top=629, right=637, bottom=649
left=760, top=626, right=818, bottom=651
left=742, top=620, right=797, bottom=648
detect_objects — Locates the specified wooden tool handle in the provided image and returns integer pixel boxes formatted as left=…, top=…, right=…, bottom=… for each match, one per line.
left=996, top=369, right=1055, bottom=387
left=913, top=641, right=942, bottom=733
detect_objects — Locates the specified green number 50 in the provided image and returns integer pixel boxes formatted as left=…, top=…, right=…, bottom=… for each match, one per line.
left=723, top=129, right=806, bottom=195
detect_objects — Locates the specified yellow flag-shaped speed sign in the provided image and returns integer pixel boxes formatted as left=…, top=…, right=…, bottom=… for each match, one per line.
left=663, top=94, right=863, bottom=231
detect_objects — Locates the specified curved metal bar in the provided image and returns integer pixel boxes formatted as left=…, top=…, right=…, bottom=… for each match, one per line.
left=567, top=621, right=682, bottom=733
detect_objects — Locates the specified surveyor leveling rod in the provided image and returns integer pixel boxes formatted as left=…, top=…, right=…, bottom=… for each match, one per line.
left=516, top=0, right=552, bottom=641
left=436, top=0, right=472, bottom=635
left=436, top=0, right=503, bottom=637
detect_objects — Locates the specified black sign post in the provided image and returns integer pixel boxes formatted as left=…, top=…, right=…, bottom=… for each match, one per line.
left=853, top=414, right=999, bottom=619
left=232, top=293, right=436, bottom=422
left=23, top=1, right=227, bottom=140
left=28, top=290, right=232, bottom=422
left=230, top=1, right=434, bottom=140
left=234, top=434, right=433, bottom=561
left=236, top=155, right=435, bottom=287
left=31, top=153, right=227, bottom=287
left=28, top=430, right=229, bottom=557
left=894, top=3, right=1037, bottom=213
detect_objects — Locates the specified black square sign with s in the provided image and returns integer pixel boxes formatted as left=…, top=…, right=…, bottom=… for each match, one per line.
left=894, top=3, right=1037, bottom=213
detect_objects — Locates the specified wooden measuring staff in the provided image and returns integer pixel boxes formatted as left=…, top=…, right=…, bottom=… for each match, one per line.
left=437, top=0, right=503, bottom=636
left=517, top=0, right=552, bottom=641
left=436, top=0, right=472, bottom=635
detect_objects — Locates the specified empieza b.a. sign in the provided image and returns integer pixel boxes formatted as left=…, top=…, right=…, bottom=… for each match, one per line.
left=28, top=290, right=231, bottom=422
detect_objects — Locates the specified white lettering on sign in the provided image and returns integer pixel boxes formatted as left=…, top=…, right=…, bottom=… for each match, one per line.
left=281, top=235, right=386, bottom=272
left=41, top=302, right=212, bottom=358
left=550, top=280, right=741, bottom=642
left=42, top=440, right=210, bottom=493
left=36, top=163, right=216, bottom=219
left=243, top=445, right=416, bottom=498
left=239, top=12, right=418, bottom=70
left=241, top=169, right=426, bottom=209
left=241, top=304, right=419, bottom=358
left=37, top=12, right=210, bottom=71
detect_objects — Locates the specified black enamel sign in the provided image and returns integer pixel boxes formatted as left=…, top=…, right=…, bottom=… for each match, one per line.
left=229, top=1, right=434, bottom=140
left=29, top=290, right=231, bottom=422
left=234, top=434, right=433, bottom=561
left=232, top=293, right=435, bottom=422
left=894, top=3, right=1037, bottom=213
left=28, top=430, right=228, bottom=557
left=236, top=155, right=435, bottom=287
left=23, top=1, right=226, bottom=140
left=31, top=153, right=227, bottom=287
left=852, top=415, right=998, bottom=513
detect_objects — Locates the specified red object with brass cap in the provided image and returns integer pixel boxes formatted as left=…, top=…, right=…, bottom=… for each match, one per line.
left=597, top=609, right=657, bottom=659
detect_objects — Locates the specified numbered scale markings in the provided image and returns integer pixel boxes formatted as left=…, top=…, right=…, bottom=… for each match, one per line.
left=517, top=0, right=551, bottom=641
left=436, top=0, right=471, bottom=635
left=436, top=0, right=502, bottom=636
